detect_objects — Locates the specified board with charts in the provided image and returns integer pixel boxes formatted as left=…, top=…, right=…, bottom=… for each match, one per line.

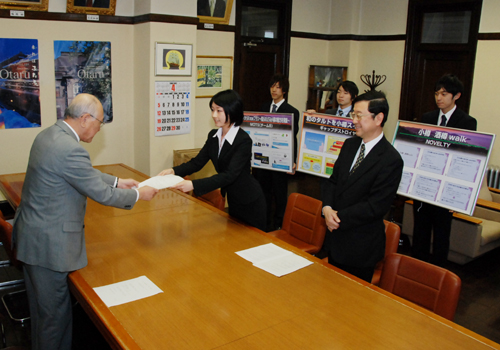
left=296, top=112, right=356, bottom=178
left=242, top=112, right=295, bottom=173
left=393, top=121, right=495, bottom=216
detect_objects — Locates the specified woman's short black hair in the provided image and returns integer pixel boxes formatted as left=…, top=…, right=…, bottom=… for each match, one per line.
left=209, top=89, right=244, bottom=126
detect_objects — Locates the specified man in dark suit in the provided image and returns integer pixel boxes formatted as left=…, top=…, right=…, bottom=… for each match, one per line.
left=12, top=94, right=158, bottom=350
left=322, top=91, right=403, bottom=282
left=197, top=0, right=226, bottom=17
left=74, top=0, right=110, bottom=8
left=253, top=74, right=300, bottom=231
left=412, top=74, right=477, bottom=267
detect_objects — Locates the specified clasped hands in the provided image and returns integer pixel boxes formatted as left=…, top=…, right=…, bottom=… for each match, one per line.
left=323, top=206, right=341, bottom=232
left=157, top=168, right=194, bottom=192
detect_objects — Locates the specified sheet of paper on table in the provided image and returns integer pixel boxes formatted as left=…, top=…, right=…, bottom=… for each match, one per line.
left=93, top=276, right=163, bottom=307
left=236, top=243, right=313, bottom=277
left=138, top=175, right=184, bottom=190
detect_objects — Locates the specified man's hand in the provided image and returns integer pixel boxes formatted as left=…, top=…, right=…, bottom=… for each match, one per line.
left=117, top=178, right=139, bottom=189
left=323, top=206, right=341, bottom=231
left=137, top=186, right=159, bottom=201
left=157, top=168, right=174, bottom=176
left=170, top=180, right=194, bottom=193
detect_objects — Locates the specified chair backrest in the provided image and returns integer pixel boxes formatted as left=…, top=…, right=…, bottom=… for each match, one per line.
left=379, top=253, right=461, bottom=321
left=383, top=220, right=401, bottom=258
left=193, top=189, right=225, bottom=211
left=0, top=217, right=16, bottom=265
left=282, top=193, right=326, bottom=252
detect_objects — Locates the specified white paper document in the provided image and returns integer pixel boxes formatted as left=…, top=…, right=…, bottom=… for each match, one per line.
left=93, top=276, right=163, bottom=307
left=236, top=243, right=313, bottom=277
left=138, top=175, right=184, bottom=190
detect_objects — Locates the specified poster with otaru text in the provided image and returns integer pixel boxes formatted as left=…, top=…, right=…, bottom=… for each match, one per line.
left=0, top=38, right=40, bottom=129
left=54, top=41, right=113, bottom=122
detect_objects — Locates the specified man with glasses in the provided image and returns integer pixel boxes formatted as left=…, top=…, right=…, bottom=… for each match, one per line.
left=13, top=93, right=158, bottom=350
left=321, top=91, right=403, bottom=282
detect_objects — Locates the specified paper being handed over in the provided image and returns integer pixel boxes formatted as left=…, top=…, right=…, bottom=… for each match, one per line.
left=138, top=174, right=184, bottom=190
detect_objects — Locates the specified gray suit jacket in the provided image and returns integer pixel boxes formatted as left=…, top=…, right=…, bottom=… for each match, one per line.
left=13, top=120, right=137, bottom=272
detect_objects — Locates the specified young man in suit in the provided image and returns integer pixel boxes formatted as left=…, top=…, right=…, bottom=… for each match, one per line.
left=322, top=91, right=403, bottom=282
left=324, top=80, right=359, bottom=116
left=12, top=94, right=158, bottom=350
left=412, top=74, right=477, bottom=267
left=253, top=74, right=300, bottom=231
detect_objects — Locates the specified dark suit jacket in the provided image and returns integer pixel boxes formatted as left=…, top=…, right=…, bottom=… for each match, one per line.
left=322, top=135, right=404, bottom=268
left=197, top=0, right=226, bottom=17
left=262, top=101, right=300, bottom=162
left=74, top=0, right=110, bottom=8
left=173, top=128, right=264, bottom=208
left=12, top=120, right=137, bottom=272
left=422, top=107, right=477, bottom=131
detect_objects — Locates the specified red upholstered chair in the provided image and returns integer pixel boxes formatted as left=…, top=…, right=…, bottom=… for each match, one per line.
left=379, top=253, right=461, bottom=321
left=371, top=220, right=401, bottom=286
left=193, top=189, right=226, bottom=211
left=268, top=193, right=326, bottom=254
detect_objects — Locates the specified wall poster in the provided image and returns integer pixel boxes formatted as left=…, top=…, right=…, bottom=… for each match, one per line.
left=241, top=111, right=294, bottom=173
left=155, top=81, right=191, bottom=136
left=54, top=40, right=113, bottom=121
left=393, top=121, right=495, bottom=216
left=297, top=112, right=356, bottom=178
left=0, top=38, right=40, bottom=129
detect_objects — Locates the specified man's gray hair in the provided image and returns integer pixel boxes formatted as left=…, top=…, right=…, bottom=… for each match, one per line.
left=64, top=94, right=101, bottom=120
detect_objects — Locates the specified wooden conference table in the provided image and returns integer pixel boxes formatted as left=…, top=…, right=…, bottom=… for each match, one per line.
left=1, top=164, right=499, bottom=350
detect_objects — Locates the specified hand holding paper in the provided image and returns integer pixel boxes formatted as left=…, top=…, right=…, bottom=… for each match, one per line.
left=138, top=174, right=184, bottom=190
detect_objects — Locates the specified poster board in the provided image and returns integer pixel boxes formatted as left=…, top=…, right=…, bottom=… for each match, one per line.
left=393, top=121, right=495, bottom=216
left=242, top=111, right=294, bottom=173
left=296, top=112, right=356, bottom=178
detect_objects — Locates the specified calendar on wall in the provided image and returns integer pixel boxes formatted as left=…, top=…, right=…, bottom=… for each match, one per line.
left=155, top=81, right=191, bottom=136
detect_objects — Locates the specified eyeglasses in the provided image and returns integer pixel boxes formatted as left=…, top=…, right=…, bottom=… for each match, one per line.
left=87, top=114, right=106, bottom=127
left=348, top=112, right=375, bottom=121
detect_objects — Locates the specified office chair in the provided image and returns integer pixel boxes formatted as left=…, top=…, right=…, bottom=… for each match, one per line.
left=371, top=220, right=401, bottom=286
left=0, top=218, right=29, bottom=323
left=193, top=189, right=226, bottom=211
left=268, top=193, right=326, bottom=254
left=379, top=253, right=461, bottom=321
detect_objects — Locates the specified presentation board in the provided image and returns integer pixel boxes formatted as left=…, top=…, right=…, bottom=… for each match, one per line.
left=393, top=121, right=495, bottom=216
left=296, top=112, right=356, bottom=178
left=242, top=111, right=295, bottom=173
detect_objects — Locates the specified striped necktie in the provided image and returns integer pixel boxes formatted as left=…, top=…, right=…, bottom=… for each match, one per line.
left=350, top=144, right=365, bottom=175
left=338, top=109, right=343, bottom=116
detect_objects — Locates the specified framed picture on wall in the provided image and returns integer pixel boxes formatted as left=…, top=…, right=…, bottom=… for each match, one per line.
left=0, top=0, right=48, bottom=11
left=195, top=56, right=232, bottom=98
left=66, top=0, right=116, bottom=16
left=197, top=0, right=233, bottom=25
left=155, top=43, right=193, bottom=77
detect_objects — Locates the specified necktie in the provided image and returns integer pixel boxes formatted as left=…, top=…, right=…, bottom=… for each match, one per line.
left=350, top=144, right=365, bottom=175
left=338, top=109, right=343, bottom=116
left=272, top=104, right=277, bottom=113
left=439, top=115, right=447, bottom=126
left=210, top=0, right=215, bottom=16
left=86, top=0, right=93, bottom=6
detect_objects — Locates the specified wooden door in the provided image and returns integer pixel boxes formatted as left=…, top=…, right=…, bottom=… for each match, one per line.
left=399, top=0, right=482, bottom=122
left=234, top=0, right=292, bottom=111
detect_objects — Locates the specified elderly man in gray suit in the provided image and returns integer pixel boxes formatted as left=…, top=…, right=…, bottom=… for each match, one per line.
left=12, top=93, right=158, bottom=350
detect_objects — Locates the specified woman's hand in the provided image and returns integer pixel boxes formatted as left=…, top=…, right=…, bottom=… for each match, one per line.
left=170, top=180, right=193, bottom=192
left=158, top=168, right=174, bottom=176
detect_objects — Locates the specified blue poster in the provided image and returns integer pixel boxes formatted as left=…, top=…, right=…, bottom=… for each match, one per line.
left=54, top=41, right=113, bottom=122
left=0, top=38, right=41, bottom=129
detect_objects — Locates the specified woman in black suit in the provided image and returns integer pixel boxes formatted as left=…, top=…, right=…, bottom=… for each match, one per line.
left=159, top=90, right=267, bottom=231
